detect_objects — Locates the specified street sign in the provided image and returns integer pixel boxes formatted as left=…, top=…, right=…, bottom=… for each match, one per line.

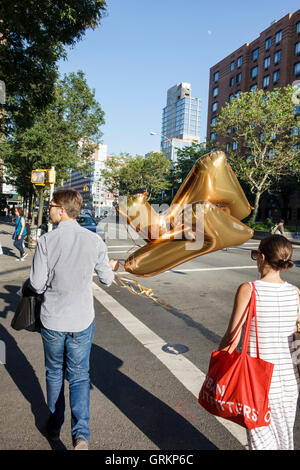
left=31, top=170, right=46, bottom=185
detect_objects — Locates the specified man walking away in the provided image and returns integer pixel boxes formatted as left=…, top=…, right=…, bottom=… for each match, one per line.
left=30, top=189, right=118, bottom=450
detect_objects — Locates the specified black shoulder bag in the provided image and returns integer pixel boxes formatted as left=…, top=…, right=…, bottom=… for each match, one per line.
left=11, top=279, right=43, bottom=332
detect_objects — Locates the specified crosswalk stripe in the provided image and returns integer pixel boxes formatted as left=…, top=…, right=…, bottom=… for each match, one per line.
left=92, top=282, right=247, bottom=448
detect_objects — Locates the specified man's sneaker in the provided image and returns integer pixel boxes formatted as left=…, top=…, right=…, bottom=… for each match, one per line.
left=15, top=257, right=20, bottom=262
left=20, top=253, right=28, bottom=261
left=74, top=439, right=88, bottom=450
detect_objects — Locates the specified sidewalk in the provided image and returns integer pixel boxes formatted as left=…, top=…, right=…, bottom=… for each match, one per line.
left=0, top=220, right=73, bottom=450
left=253, top=229, right=300, bottom=245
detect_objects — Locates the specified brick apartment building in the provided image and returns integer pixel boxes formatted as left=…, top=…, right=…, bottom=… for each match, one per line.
left=206, top=9, right=300, bottom=225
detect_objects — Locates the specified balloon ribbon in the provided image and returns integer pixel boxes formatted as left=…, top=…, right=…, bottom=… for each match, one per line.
left=114, top=272, right=171, bottom=309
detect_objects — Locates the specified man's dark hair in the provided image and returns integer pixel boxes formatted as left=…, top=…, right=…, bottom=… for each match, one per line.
left=53, top=189, right=83, bottom=219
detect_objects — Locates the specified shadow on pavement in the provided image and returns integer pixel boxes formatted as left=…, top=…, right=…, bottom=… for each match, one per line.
left=0, top=285, right=21, bottom=319
left=1, top=246, right=18, bottom=257
left=90, top=344, right=218, bottom=450
left=0, top=325, right=67, bottom=450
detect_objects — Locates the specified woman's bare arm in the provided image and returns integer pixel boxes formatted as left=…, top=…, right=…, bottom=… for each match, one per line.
left=218, top=283, right=252, bottom=353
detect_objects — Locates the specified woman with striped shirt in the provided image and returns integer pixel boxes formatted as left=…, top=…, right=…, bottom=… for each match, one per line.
left=219, top=235, right=300, bottom=450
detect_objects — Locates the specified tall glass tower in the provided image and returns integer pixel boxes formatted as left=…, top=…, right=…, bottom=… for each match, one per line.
left=161, top=83, right=201, bottom=162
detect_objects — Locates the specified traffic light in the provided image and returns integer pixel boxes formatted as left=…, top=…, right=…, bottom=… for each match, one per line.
left=31, top=170, right=46, bottom=185
left=31, top=169, right=56, bottom=186
left=47, top=169, right=56, bottom=184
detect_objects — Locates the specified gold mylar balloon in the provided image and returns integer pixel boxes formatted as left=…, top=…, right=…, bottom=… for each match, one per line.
left=118, top=151, right=254, bottom=277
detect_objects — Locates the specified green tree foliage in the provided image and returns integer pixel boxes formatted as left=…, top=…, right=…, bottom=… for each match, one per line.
left=101, top=152, right=171, bottom=202
left=213, top=86, right=300, bottom=221
left=168, top=143, right=213, bottom=199
left=0, top=0, right=107, bottom=132
left=2, top=71, right=105, bottom=205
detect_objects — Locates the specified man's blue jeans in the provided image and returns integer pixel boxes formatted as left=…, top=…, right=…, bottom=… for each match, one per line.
left=40, top=320, right=95, bottom=443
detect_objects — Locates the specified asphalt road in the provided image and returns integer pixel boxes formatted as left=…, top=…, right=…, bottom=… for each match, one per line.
left=1, top=219, right=300, bottom=451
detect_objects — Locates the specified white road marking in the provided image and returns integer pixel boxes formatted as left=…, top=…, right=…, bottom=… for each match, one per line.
left=93, top=266, right=257, bottom=276
left=92, top=282, right=247, bottom=447
left=107, top=245, right=138, bottom=248
left=168, top=266, right=256, bottom=272
left=93, top=266, right=257, bottom=277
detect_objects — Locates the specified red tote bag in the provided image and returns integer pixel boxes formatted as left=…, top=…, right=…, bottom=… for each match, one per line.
left=198, top=282, right=274, bottom=430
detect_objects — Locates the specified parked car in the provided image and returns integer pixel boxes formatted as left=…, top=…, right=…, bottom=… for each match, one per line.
left=76, top=215, right=106, bottom=242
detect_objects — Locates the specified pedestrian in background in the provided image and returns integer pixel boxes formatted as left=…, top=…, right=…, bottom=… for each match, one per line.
left=30, top=188, right=119, bottom=450
left=219, top=235, right=300, bottom=450
left=13, top=206, right=28, bottom=261
left=271, top=219, right=285, bottom=237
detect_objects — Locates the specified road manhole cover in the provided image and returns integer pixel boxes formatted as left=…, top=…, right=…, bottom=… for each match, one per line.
left=162, top=344, right=189, bottom=355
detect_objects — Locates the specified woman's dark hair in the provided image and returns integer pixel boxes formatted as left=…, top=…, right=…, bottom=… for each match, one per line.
left=259, top=235, right=294, bottom=271
left=15, top=206, right=24, bottom=217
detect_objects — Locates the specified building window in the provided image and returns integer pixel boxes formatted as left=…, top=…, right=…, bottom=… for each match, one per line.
left=211, top=116, right=217, bottom=126
left=229, top=93, right=234, bottom=103
left=237, top=56, right=243, bottom=68
left=296, top=41, right=300, bottom=56
left=232, top=141, right=238, bottom=151
left=250, top=84, right=257, bottom=92
left=297, top=22, right=300, bottom=34
left=236, top=72, right=242, bottom=85
left=273, top=70, right=280, bottom=84
left=252, top=48, right=259, bottom=61
left=264, top=56, right=271, bottom=70
left=274, top=50, right=281, bottom=65
left=210, top=132, right=216, bottom=141
left=265, top=37, right=272, bottom=50
left=275, top=30, right=282, bottom=44
left=212, top=101, right=218, bottom=112
left=213, top=71, right=219, bottom=82
left=251, top=65, right=258, bottom=79
left=230, top=60, right=235, bottom=71
left=229, top=77, right=234, bottom=87
left=294, top=62, right=300, bottom=76
left=213, top=86, right=219, bottom=97
left=236, top=90, right=241, bottom=98
left=263, top=75, right=270, bottom=89
left=226, top=143, right=231, bottom=152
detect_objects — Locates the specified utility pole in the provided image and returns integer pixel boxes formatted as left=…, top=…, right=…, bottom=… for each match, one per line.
left=47, top=166, right=55, bottom=232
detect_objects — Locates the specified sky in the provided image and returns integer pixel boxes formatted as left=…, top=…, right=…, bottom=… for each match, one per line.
left=58, top=0, right=300, bottom=157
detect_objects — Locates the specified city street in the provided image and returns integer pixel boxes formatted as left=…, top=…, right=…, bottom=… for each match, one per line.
left=0, top=218, right=300, bottom=450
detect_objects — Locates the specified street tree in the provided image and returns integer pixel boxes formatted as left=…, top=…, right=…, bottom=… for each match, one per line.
left=166, top=143, right=213, bottom=203
left=101, top=152, right=171, bottom=203
left=3, top=71, right=105, bottom=224
left=0, top=0, right=107, bottom=133
left=213, top=86, right=300, bottom=222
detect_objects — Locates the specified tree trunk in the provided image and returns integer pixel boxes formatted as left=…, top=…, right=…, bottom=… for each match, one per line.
left=37, top=187, right=44, bottom=227
left=31, top=196, right=36, bottom=226
left=249, top=191, right=262, bottom=223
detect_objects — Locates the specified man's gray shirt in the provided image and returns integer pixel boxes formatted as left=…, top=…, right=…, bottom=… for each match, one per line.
left=30, top=219, right=114, bottom=332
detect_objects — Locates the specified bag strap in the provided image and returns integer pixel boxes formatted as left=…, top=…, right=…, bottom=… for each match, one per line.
left=241, top=282, right=260, bottom=358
